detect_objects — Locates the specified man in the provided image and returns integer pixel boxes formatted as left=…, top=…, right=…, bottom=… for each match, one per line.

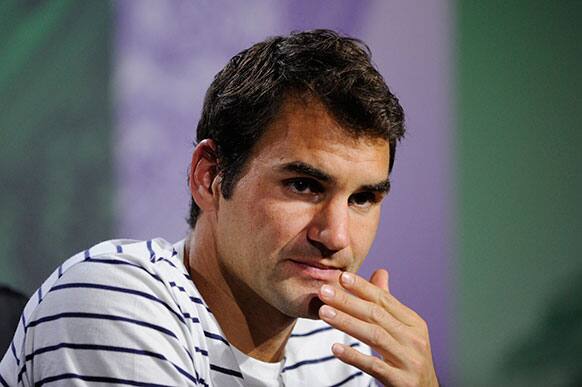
left=1, top=30, right=438, bottom=386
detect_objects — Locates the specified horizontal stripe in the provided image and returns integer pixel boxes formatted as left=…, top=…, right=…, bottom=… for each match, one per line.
left=83, top=259, right=203, bottom=321
left=81, top=258, right=206, bottom=321
left=329, top=371, right=364, bottom=387
left=194, top=347, right=208, bottom=357
left=181, top=313, right=200, bottom=323
left=26, top=312, right=177, bottom=339
left=49, top=282, right=186, bottom=325
left=86, top=257, right=165, bottom=284
left=183, top=271, right=193, bottom=281
left=20, top=313, right=199, bottom=383
left=209, top=364, right=243, bottom=378
left=83, top=258, right=208, bottom=314
left=157, top=257, right=178, bottom=268
left=35, top=373, right=174, bottom=387
left=290, top=325, right=332, bottom=338
left=26, top=343, right=200, bottom=385
left=282, top=354, right=335, bottom=372
left=283, top=342, right=360, bottom=372
left=168, top=281, right=211, bottom=312
left=203, top=331, right=229, bottom=345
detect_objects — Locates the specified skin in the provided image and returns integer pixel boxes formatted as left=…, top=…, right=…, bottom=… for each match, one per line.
left=186, top=96, right=438, bottom=385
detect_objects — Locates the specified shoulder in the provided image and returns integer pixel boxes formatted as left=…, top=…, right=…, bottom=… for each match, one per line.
left=1, top=238, right=208, bottom=386
left=283, top=318, right=374, bottom=386
left=31, top=238, right=192, bottom=324
left=26, top=237, right=200, bottom=343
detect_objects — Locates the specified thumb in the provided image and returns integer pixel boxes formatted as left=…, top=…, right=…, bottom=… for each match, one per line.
left=370, top=269, right=389, bottom=292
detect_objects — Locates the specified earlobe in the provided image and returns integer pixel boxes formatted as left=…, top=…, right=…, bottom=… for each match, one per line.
left=189, top=139, right=220, bottom=212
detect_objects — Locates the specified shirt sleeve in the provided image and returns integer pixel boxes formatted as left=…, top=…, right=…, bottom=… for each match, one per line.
left=17, top=259, right=201, bottom=386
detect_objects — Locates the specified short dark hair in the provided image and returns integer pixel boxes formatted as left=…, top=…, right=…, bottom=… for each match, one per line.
left=188, top=29, right=405, bottom=227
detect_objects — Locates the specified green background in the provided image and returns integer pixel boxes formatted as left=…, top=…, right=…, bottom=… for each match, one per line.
left=457, top=1, right=582, bottom=385
left=0, top=0, right=114, bottom=294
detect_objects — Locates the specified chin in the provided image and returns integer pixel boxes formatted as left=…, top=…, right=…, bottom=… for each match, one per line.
left=304, top=296, right=325, bottom=319
left=276, top=293, right=323, bottom=320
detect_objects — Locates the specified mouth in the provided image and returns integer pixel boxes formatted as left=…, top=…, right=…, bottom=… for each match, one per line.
left=286, top=260, right=343, bottom=281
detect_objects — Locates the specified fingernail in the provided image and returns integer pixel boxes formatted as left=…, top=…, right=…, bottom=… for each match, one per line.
left=332, top=343, right=344, bottom=355
left=320, top=305, right=337, bottom=319
left=341, top=272, right=355, bottom=286
left=320, top=285, right=335, bottom=299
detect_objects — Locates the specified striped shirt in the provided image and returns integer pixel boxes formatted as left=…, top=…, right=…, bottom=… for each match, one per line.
left=0, top=238, right=374, bottom=386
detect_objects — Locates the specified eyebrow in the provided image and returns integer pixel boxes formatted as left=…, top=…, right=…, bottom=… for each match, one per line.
left=363, top=180, right=391, bottom=194
left=278, top=161, right=332, bottom=182
left=277, top=161, right=391, bottom=194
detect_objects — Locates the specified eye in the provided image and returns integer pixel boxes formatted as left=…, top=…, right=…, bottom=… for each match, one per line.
left=349, top=191, right=379, bottom=208
left=285, top=178, right=323, bottom=195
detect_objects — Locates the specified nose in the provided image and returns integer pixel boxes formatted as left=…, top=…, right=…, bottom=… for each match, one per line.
left=307, top=199, right=350, bottom=256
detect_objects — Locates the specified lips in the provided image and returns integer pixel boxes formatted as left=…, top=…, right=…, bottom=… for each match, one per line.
left=287, top=259, right=343, bottom=281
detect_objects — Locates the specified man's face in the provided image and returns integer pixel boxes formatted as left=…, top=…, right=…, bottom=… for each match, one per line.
left=214, top=97, right=390, bottom=319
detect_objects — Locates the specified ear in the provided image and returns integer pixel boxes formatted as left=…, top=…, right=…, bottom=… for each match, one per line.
left=188, top=139, right=221, bottom=213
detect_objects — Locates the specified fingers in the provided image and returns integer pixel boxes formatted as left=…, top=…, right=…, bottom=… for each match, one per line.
left=334, top=342, right=438, bottom=387
left=319, top=304, right=405, bottom=367
left=340, top=271, right=420, bottom=326
left=369, top=269, right=389, bottom=291
left=322, top=270, right=439, bottom=387
left=331, top=343, right=406, bottom=385
left=319, top=284, right=406, bottom=340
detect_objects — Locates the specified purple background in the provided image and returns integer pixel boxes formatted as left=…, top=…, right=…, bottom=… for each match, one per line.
left=114, top=1, right=453, bottom=383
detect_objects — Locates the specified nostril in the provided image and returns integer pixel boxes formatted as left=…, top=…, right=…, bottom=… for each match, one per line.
left=306, top=235, right=339, bottom=258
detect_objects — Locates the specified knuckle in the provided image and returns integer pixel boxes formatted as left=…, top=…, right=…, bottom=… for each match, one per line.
left=369, top=304, right=384, bottom=323
left=379, top=293, right=394, bottom=311
left=343, top=346, right=355, bottom=361
left=369, top=356, right=385, bottom=377
left=369, top=326, right=385, bottom=347
left=410, top=335, right=430, bottom=352
left=392, top=319, right=406, bottom=333
left=408, top=355, right=423, bottom=372
left=411, top=334, right=429, bottom=350
left=341, top=291, right=353, bottom=308
left=378, top=291, right=389, bottom=305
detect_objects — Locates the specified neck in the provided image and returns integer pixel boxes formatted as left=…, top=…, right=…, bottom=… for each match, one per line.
left=185, top=219, right=296, bottom=362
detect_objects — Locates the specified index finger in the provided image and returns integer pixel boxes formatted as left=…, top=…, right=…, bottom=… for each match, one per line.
left=340, top=271, right=419, bottom=326
left=370, top=269, right=389, bottom=291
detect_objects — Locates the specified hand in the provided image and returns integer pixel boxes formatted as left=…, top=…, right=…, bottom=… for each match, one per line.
left=318, top=269, right=439, bottom=387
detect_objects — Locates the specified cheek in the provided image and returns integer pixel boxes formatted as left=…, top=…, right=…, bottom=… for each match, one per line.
left=258, top=199, right=314, bottom=246
left=350, top=212, right=382, bottom=262
left=220, top=190, right=313, bottom=262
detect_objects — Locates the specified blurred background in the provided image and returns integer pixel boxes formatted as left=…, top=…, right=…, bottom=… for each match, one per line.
left=0, top=1, right=580, bottom=385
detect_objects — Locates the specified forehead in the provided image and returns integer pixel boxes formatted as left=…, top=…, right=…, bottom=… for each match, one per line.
left=247, top=96, right=390, bottom=181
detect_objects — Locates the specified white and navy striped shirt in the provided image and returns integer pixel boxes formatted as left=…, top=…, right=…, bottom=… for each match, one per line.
left=0, top=238, right=374, bottom=386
